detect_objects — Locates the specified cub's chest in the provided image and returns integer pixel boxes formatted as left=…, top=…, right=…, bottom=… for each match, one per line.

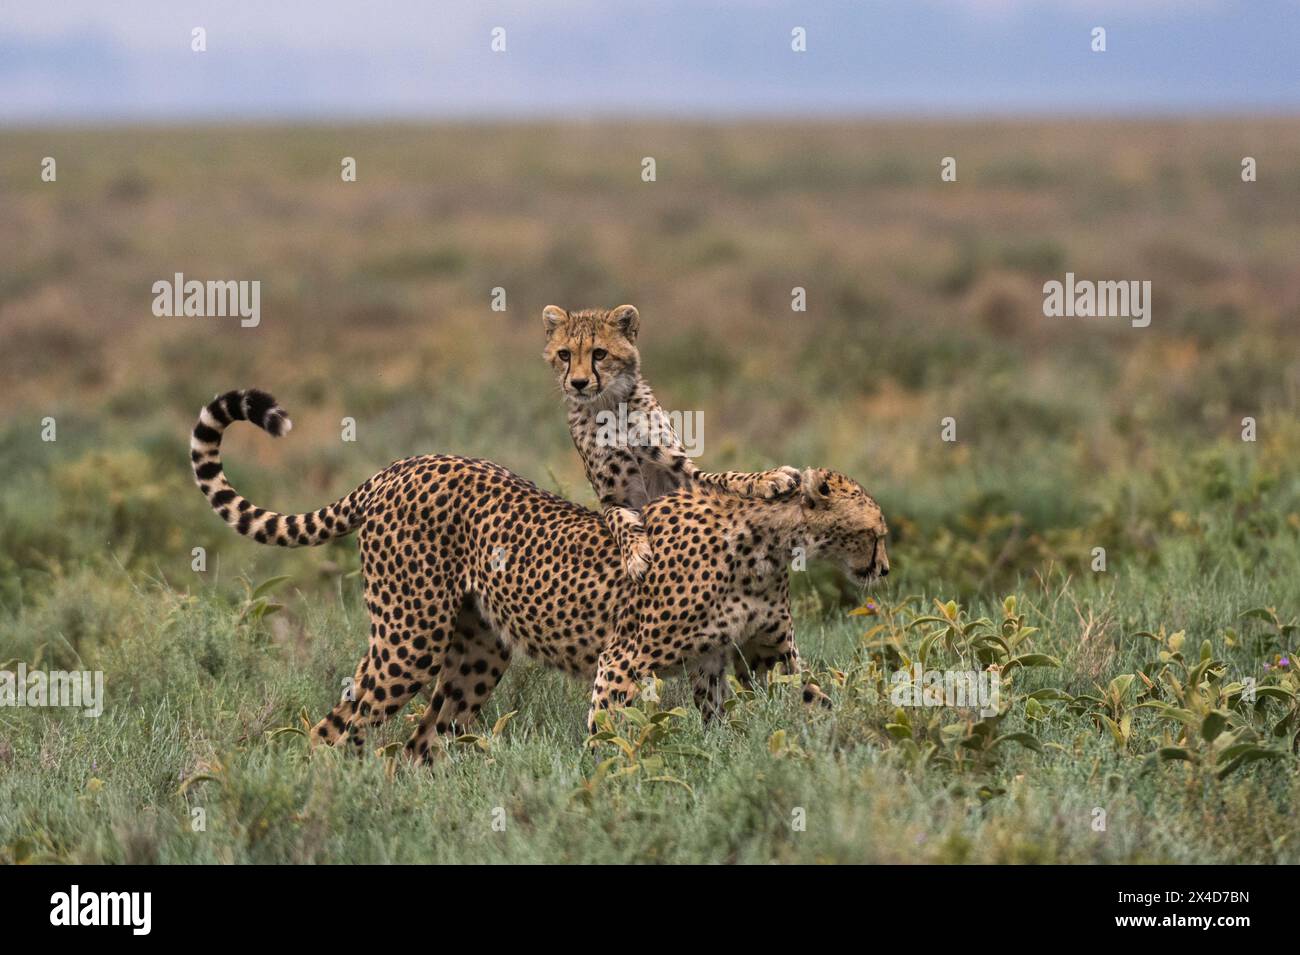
left=641, top=462, right=682, bottom=501
left=572, top=412, right=677, bottom=490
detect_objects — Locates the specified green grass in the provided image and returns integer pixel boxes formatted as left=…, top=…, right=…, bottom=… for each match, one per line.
left=2, top=439, right=1298, bottom=865
left=1, top=554, right=1296, bottom=864
left=1, top=121, right=1298, bottom=863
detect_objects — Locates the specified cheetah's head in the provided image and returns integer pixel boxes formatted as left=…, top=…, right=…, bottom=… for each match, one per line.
left=542, top=304, right=641, bottom=406
left=798, top=467, right=890, bottom=585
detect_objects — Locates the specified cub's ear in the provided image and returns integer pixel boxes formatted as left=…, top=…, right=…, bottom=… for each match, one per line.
left=542, top=305, right=567, bottom=337
left=608, top=304, right=640, bottom=341
left=801, top=467, right=831, bottom=508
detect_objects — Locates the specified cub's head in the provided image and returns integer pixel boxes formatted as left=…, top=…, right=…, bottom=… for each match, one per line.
left=542, top=304, right=641, bottom=405
left=798, top=468, right=890, bottom=586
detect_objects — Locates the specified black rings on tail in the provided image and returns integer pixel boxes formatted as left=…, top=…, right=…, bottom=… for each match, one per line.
left=191, top=389, right=368, bottom=546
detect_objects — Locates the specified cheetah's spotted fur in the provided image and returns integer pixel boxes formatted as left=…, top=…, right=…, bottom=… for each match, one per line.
left=192, top=389, right=889, bottom=756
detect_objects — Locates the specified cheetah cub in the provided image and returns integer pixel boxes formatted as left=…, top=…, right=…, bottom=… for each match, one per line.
left=543, top=303, right=799, bottom=580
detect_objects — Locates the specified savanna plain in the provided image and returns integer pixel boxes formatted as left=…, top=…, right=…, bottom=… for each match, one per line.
left=1, top=120, right=1298, bottom=863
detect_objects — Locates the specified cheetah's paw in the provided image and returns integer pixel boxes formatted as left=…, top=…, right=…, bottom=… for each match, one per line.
left=623, top=537, right=654, bottom=581
left=757, top=465, right=802, bottom=500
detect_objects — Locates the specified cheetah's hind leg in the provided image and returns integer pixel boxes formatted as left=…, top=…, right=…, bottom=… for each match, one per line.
left=405, top=598, right=512, bottom=764
left=327, top=597, right=458, bottom=754
left=311, top=655, right=369, bottom=748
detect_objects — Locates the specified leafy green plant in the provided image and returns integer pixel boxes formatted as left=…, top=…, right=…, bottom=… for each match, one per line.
left=849, top=594, right=1057, bottom=783
left=1237, top=605, right=1297, bottom=658
left=575, top=679, right=704, bottom=801
left=721, top=679, right=760, bottom=730
left=857, top=594, right=1056, bottom=672
left=446, top=709, right=519, bottom=755
left=237, top=574, right=291, bottom=625
left=1072, top=627, right=1300, bottom=778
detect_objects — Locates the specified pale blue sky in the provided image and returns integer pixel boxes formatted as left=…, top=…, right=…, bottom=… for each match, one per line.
left=1, top=0, right=1297, bottom=122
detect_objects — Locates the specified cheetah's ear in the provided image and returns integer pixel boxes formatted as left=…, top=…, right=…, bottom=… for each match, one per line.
left=801, top=467, right=831, bottom=508
left=542, top=305, right=568, bottom=337
left=608, top=304, right=640, bottom=341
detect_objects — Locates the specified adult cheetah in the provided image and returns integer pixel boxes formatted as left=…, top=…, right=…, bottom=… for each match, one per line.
left=190, top=389, right=889, bottom=757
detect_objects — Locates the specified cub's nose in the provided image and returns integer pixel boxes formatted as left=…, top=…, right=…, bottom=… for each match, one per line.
left=879, top=567, right=889, bottom=577
left=570, top=378, right=589, bottom=392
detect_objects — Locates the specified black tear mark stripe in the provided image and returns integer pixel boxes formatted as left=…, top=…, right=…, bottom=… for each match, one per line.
left=189, top=388, right=369, bottom=548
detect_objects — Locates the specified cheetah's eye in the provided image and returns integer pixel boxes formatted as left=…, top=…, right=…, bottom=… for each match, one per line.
left=819, top=482, right=831, bottom=496
left=592, top=348, right=608, bottom=361
left=557, top=350, right=571, bottom=361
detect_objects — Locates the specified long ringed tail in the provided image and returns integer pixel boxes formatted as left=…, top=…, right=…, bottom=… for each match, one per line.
left=191, top=389, right=370, bottom=546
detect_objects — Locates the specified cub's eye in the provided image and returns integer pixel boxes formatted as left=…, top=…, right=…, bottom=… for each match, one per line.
left=592, top=348, right=608, bottom=361
left=819, top=482, right=831, bottom=496
left=557, top=350, right=570, bottom=361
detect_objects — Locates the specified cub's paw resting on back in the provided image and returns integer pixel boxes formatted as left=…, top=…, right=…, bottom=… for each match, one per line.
left=623, top=530, right=654, bottom=581
left=602, top=504, right=655, bottom=582
left=755, top=465, right=802, bottom=500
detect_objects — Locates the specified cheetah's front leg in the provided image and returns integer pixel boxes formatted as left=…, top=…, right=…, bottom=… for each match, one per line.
left=733, top=611, right=831, bottom=710
left=603, top=505, right=653, bottom=582
left=587, top=640, right=658, bottom=733
left=628, top=399, right=798, bottom=501
left=688, top=650, right=728, bottom=723
left=691, top=465, right=802, bottom=501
